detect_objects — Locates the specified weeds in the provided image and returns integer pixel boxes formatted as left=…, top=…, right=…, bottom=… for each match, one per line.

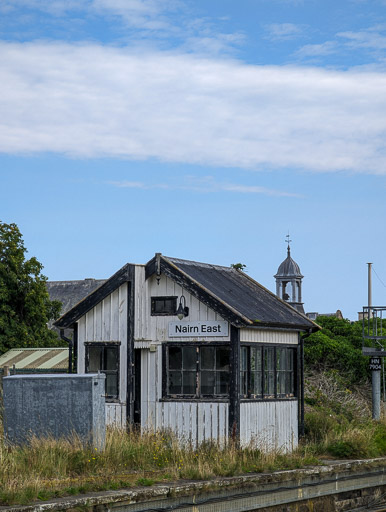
left=0, top=371, right=384, bottom=506
left=0, top=428, right=322, bottom=506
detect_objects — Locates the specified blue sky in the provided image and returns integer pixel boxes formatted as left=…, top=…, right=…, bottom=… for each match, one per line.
left=2, top=0, right=386, bottom=320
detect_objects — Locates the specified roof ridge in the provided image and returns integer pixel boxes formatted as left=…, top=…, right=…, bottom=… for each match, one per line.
left=165, top=256, right=234, bottom=271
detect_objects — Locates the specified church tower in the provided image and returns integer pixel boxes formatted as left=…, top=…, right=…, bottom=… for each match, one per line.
left=274, top=236, right=304, bottom=314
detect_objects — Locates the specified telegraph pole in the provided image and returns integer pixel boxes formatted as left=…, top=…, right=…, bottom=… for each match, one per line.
left=368, top=263, right=381, bottom=420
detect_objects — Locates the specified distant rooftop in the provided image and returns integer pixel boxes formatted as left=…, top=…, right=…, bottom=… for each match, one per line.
left=47, top=278, right=106, bottom=316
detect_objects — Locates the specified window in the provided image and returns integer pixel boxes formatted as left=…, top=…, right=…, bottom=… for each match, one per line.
left=240, top=345, right=296, bottom=399
left=166, top=345, right=230, bottom=398
left=85, top=343, right=120, bottom=400
left=151, top=296, right=177, bottom=316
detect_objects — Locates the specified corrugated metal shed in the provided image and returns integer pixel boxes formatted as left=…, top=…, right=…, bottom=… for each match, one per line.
left=0, top=348, right=68, bottom=370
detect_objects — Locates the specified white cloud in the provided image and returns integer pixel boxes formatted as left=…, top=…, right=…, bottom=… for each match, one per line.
left=0, top=0, right=88, bottom=16
left=1, top=41, right=386, bottom=174
left=109, top=177, right=299, bottom=196
left=295, top=41, right=337, bottom=58
left=0, top=0, right=242, bottom=56
left=265, top=23, right=303, bottom=41
left=92, top=0, right=180, bottom=31
left=338, top=27, right=386, bottom=50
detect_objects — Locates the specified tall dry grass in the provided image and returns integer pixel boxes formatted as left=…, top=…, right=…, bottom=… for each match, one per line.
left=0, top=371, right=385, bottom=506
left=0, top=427, right=319, bottom=506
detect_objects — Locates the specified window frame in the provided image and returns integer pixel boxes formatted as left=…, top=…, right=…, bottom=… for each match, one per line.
left=163, top=342, right=231, bottom=400
left=240, top=344, right=297, bottom=400
left=151, top=296, right=178, bottom=316
left=85, top=342, right=120, bottom=402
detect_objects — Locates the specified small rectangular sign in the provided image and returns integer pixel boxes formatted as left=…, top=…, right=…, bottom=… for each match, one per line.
left=168, top=321, right=229, bottom=338
left=369, top=357, right=382, bottom=371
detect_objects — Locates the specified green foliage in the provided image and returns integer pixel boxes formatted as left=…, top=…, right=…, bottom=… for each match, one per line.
left=304, top=316, right=367, bottom=384
left=230, top=263, right=247, bottom=271
left=0, top=221, right=61, bottom=353
left=136, top=477, right=155, bottom=486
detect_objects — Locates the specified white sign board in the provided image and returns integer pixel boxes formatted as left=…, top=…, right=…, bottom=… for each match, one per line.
left=168, top=321, right=229, bottom=338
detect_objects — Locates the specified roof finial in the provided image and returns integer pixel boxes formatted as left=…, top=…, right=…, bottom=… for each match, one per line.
left=285, top=232, right=292, bottom=256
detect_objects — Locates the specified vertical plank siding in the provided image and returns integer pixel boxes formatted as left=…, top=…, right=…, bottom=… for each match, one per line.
left=134, top=269, right=230, bottom=342
left=106, top=403, right=127, bottom=427
left=77, top=283, right=128, bottom=428
left=240, top=329, right=298, bottom=344
left=240, top=401, right=298, bottom=452
left=141, top=401, right=229, bottom=446
left=74, top=265, right=301, bottom=446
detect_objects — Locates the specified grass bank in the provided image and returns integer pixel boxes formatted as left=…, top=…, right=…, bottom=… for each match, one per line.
left=0, top=428, right=320, bottom=506
left=1, top=419, right=385, bottom=506
left=0, top=371, right=385, bottom=506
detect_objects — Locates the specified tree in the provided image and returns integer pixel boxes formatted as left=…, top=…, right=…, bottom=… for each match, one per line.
left=304, top=316, right=368, bottom=384
left=0, top=221, right=61, bottom=353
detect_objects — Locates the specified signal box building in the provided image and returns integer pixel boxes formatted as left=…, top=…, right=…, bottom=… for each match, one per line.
left=55, top=254, right=317, bottom=451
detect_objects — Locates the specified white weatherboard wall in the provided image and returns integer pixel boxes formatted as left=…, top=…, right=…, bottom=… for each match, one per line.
left=134, top=267, right=230, bottom=343
left=74, top=266, right=301, bottom=448
left=136, top=268, right=230, bottom=444
left=240, top=328, right=298, bottom=344
left=240, top=328, right=299, bottom=451
left=77, top=282, right=128, bottom=426
left=240, top=401, right=298, bottom=452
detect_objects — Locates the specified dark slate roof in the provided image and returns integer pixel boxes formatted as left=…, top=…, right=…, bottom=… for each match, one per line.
left=163, top=256, right=315, bottom=330
left=274, top=247, right=303, bottom=278
left=54, top=254, right=318, bottom=331
left=54, top=265, right=134, bottom=328
left=47, top=279, right=106, bottom=317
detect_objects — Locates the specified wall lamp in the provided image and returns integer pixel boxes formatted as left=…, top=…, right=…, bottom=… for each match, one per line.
left=176, top=294, right=189, bottom=320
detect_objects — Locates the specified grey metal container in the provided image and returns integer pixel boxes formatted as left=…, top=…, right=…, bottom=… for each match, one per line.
left=3, top=373, right=106, bottom=449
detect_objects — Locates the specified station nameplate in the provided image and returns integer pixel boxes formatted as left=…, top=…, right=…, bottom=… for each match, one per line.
left=168, top=321, right=229, bottom=337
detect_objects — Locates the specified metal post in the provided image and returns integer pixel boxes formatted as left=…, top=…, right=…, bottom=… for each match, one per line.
left=373, top=370, right=381, bottom=419
left=368, top=263, right=381, bottom=420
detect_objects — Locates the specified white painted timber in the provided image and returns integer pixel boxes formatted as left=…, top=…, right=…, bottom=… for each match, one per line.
left=106, top=403, right=127, bottom=428
left=74, top=263, right=302, bottom=450
left=142, top=401, right=229, bottom=447
left=134, top=270, right=230, bottom=342
left=77, top=283, right=128, bottom=423
left=240, top=401, right=298, bottom=452
left=240, top=328, right=298, bottom=344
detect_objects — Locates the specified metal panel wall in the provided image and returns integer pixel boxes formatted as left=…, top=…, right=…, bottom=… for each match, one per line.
left=3, top=374, right=106, bottom=449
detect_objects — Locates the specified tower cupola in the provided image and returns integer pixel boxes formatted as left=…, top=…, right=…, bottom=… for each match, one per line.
left=274, top=236, right=304, bottom=314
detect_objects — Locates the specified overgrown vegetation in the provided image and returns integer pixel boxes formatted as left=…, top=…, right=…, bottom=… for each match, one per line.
left=303, top=315, right=386, bottom=460
left=0, top=427, right=320, bottom=506
left=304, top=369, right=386, bottom=458
left=304, top=316, right=369, bottom=384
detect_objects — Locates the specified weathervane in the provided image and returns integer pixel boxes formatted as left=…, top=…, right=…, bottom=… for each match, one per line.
left=285, top=232, right=292, bottom=248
